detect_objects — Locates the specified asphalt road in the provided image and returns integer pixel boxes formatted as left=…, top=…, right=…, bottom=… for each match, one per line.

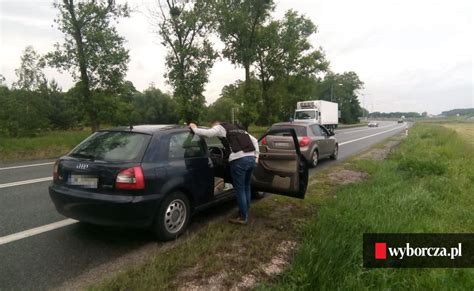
left=0, top=121, right=408, bottom=290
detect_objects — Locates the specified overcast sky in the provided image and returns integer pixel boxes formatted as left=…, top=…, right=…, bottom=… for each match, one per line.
left=1, top=0, right=472, bottom=114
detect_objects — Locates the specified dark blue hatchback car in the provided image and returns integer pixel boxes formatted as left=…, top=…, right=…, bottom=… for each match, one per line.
left=49, top=125, right=308, bottom=241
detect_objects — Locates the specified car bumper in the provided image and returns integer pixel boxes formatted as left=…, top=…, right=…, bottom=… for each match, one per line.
left=49, top=184, right=164, bottom=228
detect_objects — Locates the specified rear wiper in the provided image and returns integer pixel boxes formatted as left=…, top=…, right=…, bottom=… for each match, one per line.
left=70, top=153, right=95, bottom=160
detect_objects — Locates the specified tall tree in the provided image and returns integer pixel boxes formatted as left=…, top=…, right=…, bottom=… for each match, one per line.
left=214, top=0, right=274, bottom=104
left=47, top=0, right=130, bottom=131
left=13, top=46, right=47, bottom=91
left=254, top=10, right=328, bottom=124
left=153, top=0, right=217, bottom=123
left=319, top=71, right=364, bottom=123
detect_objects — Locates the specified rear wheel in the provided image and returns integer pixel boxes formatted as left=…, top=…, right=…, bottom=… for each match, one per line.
left=153, top=191, right=190, bottom=241
left=330, top=144, right=339, bottom=160
left=309, top=150, right=318, bottom=168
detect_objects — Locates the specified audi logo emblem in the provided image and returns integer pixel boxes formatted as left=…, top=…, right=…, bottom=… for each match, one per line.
left=76, top=163, right=89, bottom=170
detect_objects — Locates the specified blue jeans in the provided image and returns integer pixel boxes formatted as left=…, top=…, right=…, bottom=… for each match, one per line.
left=230, top=156, right=256, bottom=221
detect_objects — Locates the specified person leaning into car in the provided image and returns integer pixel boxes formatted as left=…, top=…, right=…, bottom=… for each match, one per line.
left=189, top=122, right=259, bottom=225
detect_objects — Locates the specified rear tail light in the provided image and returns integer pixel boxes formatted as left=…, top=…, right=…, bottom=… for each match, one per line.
left=299, top=136, right=310, bottom=147
left=261, top=137, right=267, bottom=145
left=53, top=160, right=59, bottom=181
left=115, top=166, right=145, bottom=190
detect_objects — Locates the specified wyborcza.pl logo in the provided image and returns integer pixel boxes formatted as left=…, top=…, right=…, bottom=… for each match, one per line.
left=363, top=233, right=474, bottom=268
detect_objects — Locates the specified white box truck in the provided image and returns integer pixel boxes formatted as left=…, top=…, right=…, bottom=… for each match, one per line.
left=294, top=100, right=339, bottom=129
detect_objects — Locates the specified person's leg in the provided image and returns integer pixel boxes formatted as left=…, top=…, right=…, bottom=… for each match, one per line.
left=230, top=159, right=248, bottom=221
left=243, top=156, right=256, bottom=215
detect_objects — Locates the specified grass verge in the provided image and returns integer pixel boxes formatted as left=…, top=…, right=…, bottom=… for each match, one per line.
left=262, top=123, right=474, bottom=289
left=0, top=129, right=90, bottom=163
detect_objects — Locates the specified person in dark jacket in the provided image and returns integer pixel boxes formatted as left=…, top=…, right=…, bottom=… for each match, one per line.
left=189, top=121, right=259, bottom=224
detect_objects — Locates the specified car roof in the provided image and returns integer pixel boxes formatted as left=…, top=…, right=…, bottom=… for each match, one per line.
left=103, top=124, right=187, bottom=134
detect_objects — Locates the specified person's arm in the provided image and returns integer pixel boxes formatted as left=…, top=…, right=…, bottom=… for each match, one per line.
left=190, top=124, right=226, bottom=138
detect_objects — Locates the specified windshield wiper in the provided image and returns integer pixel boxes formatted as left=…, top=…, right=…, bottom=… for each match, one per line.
left=70, top=152, right=96, bottom=160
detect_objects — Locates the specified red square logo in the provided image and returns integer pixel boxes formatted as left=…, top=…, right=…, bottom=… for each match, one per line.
left=375, top=242, right=387, bottom=260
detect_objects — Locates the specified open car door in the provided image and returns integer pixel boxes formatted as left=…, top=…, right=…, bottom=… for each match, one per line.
left=251, top=128, right=308, bottom=199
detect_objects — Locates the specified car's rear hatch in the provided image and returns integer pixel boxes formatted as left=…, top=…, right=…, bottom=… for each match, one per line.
left=264, top=125, right=307, bottom=150
left=54, top=130, right=152, bottom=194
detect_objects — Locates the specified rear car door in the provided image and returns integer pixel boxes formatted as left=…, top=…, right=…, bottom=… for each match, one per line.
left=310, top=124, right=329, bottom=156
left=251, top=128, right=308, bottom=199
left=165, top=131, right=213, bottom=205
left=319, top=125, right=335, bottom=155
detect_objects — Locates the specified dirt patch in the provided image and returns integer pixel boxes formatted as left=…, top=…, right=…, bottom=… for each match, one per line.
left=329, top=169, right=368, bottom=185
left=357, top=138, right=404, bottom=161
left=177, top=240, right=296, bottom=291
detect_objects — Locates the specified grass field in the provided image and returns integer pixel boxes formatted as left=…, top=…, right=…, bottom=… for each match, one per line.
left=263, top=123, right=474, bottom=289
left=0, top=129, right=90, bottom=162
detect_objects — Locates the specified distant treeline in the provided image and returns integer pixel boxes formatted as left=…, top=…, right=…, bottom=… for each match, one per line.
left=368, top=112, right=422, bottom=118
left=441, top=108, right=474, bottom=116
left=0, top=74, right=364, bottom=137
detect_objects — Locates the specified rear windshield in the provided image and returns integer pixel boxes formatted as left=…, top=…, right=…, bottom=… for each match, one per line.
left=295, top=110, right=316, bottom=120
left=69, top=131, right=152, bottom=162
left=270, top=125, right=307, bottom=136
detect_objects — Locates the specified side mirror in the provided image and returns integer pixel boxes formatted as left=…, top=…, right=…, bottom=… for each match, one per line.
left=328, top=129, right=335, bottom=136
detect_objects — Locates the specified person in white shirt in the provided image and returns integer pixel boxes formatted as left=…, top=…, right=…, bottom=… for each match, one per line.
left=189, top=121, right=259, bottom=224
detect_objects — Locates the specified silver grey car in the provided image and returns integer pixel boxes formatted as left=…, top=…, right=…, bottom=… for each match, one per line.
left=263, top=122, right=338, bottom=168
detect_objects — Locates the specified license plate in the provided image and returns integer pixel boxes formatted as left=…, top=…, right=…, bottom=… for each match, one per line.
left=68, top=175, right=98, bottom=188
left=274, top=142, right=290, bottom=147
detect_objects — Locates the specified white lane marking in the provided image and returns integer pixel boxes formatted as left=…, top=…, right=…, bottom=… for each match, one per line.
left=0, top=177, right=53, bottom=189
left=339, top=125, right=405, bottom=146
left=0, top=162, right=54, bottom=171
left=336, top=124, right=393, bottom=135
left=0, top=219, right=78, bottom=246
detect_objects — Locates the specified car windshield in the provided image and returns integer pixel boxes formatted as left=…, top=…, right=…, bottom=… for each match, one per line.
left=70, top=131, right=152, bottom=162
left=295, top=110, right=316, bottom=120
left=270, top=125, right=307, bottom=136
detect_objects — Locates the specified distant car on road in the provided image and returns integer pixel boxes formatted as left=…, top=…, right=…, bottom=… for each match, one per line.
left=264, top=122, right=338, bottom=168
left=398, top=119, right=404, bottom=123
left=368, top=121, right=379, bottom=127
left=49, top=125, right=308, bottom=241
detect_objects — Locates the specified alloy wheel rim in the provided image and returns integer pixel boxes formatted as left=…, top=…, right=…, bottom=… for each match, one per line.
left=312, top=151, right=318, bottom=166
left=164, top=199, right=187, bottom=234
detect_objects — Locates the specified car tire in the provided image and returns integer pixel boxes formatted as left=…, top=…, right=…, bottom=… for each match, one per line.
left=330, top=144, right=339, bottom=160
left=153, top=191, right=190, bottom=241
left=251, top=190, right=266, bottom=200
left=309, top=150, right=318, bottom=168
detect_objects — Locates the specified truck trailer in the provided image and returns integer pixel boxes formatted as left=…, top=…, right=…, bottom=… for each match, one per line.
left=294, top=100, right=339, bottom=130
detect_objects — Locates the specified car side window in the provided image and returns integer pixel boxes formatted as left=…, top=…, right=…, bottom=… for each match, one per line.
left=168, top=132, right=206, bottom=159
left=319, top=125, right=329, bottom=136
left=311, top=125, right=323, bottom=136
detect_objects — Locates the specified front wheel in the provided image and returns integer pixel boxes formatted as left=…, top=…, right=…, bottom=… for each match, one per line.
left=153, top=191, right=190, bottom=241
left=330, top=144, right=339, bottom=160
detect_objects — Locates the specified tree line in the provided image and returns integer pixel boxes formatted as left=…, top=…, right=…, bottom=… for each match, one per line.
left=0, top=0, right=365, bottom=137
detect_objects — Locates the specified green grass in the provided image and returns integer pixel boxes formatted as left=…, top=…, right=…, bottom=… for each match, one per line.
left=0, top=129, right=90, bottom=162
left=262, top=124, right=474, bottom=290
